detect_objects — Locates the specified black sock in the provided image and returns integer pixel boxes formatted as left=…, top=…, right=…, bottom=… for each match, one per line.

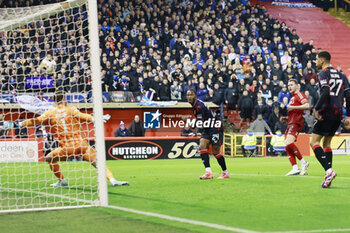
left=200, top=151, right=210, bottom=168
left=215, top=154, right=227, bottom=171
left=324, top=147, right=333, bottom=169
left=313, top=145, right=331, bottom=171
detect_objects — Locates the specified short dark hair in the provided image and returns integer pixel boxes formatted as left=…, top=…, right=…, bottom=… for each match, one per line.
left=318, top=51, right=331, bottom=62
left=187, top=89, right=196, bottom=96
left=288, top=79, right=299, bottom=85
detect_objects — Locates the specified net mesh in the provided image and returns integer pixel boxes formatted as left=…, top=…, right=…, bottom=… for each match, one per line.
left=0, top=0, right=100, bottom=212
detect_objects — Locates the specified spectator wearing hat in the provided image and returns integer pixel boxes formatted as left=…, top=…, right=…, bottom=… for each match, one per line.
left=278, top=84, right=291, bottom=103
left=115, top=121, right=131, bottom=137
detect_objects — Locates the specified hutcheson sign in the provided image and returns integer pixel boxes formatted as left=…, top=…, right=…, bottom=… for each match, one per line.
left=105, top=138, right=200, bottom=160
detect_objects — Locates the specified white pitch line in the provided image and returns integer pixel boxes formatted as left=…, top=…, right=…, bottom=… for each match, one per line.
left=107, top=204, right=259, bottom=233
left=268, top=229, right=350, bottom=233
left=229, top=173, right=350, bottom=180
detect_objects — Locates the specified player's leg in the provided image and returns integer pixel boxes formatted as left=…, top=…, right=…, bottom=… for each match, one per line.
left=82, top=143, right=129, bottom=186
left=211, top=131, right=229, bottom=179
left=285, top=130, right=309, bottom=175
left=213, top=145, right=229, bottom=179
left=199, top=137, right=213, bottom=179
left=310, top=133, right=327, bottom=169
left=45, top=147, right=69, bottom=187
left=310, top=132, right=336, bottom=188
left=323, top=136, right=334, bottom=170
left=284, top=134, right=300, bottom=176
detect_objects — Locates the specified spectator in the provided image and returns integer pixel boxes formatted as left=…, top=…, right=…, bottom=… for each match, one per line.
left=44, top=134, right=59, bottom=157
left=115, top=121, right=131, bottom=137
left=212, top=83, right=225, bottom=119
left=224, top=81, right=239, bottom=111
left=260, top=83, right=272, bottom=104
left=128, top=115, right=145, bottom=137
left=196, top=83, right=208, bottom=102
left=15, top=118, right=28, bottom=138
left=305, top=68, right=318, bottom=84
left=304, top=110, right=315, bottom=134
left=0, top=114, right=9, bottom=138
left=278, top=84, right=291, bottom=103
left=305, top=78, right=319, bottom=105
left=159, top=79, right=171, bottom=101
left=242, top=130, right=257, bottom=157
left=238, top=90, right=254, bottom=125
left=249, top=114, right=273, bottom=135
left=254, top=100, right=270, bottom=121
left=268, top=107, right=281, bottom=134
left=274, top=116, right=288, bottom=134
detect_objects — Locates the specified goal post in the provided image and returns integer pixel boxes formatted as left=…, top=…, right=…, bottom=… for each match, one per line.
left=0, top=0, right=108, bottom=212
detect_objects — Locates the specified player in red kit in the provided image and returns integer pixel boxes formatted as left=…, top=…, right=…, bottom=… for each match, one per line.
left=285, top=79, right=310, bottom=176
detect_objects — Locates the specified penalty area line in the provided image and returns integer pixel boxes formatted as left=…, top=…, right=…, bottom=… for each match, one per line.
left=107, top=204, right=259, bottom=233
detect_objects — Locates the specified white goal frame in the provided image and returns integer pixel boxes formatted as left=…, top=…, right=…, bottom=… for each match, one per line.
left=0, top=0, right=108, bottom=213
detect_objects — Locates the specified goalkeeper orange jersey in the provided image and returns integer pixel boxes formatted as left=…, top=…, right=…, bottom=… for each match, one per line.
left=22, top=104, right=92, bottom=144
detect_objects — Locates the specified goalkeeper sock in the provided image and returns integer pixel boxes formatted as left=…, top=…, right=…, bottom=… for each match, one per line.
left=215, top=154, right=227, bottom=171
left=200, top=149, right=210, bottom=170
left=49, top=163, right=64, bottom=180
left=106, top=167, right=115, bottom=180
left=324, top=147, right=333, bottom=169
left=313, top=144, right=330, bottom=171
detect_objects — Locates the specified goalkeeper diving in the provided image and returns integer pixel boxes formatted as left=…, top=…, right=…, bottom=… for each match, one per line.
left=3, top=91, right=129, bottom=187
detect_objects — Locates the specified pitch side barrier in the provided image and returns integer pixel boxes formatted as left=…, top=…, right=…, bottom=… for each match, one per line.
left=1, top=102, right=219, bottom=138
left=2, top=134, right=350, bottom=163
left=223, top=133, right=350, bottom=157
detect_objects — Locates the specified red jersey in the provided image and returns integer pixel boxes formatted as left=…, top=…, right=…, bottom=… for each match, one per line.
left=288, top=92, right=308, bottom=125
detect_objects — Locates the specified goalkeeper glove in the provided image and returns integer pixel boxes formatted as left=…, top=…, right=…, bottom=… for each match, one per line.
left=103, top=114, right=111, bottom=123
left=1, top=121, right=19, bottom=130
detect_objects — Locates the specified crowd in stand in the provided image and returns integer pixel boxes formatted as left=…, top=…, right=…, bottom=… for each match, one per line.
left=1, top=0, right=349, bottom=133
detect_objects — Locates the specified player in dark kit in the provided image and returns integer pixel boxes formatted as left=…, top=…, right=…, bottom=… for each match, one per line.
left=310, top=51, right=350, bottom=188
left=187, top=89, right=229, bottom=179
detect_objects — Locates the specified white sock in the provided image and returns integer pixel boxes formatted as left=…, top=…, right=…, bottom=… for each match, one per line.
left=326, top=168, right=333, bottom=174
left=110, top=178, right=117, bottom=184
left=293, top=165, right=299, bottom=170
left=205, top=167, right=212, bottom=173
left=223, top=170, right=229, bottom=174
left=300, top=158, right=307, bottom=165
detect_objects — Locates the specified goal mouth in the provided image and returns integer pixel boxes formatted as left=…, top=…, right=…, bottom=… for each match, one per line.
left=0, top=0, right=108, bottom=212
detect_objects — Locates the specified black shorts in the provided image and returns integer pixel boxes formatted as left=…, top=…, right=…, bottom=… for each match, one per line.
left=201, top=128, right=223, bottom=146
left=312, top=119, right=341, bottom=137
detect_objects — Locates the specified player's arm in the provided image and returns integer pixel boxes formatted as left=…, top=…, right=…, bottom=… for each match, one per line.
left=314, top=86, right=330, bottom=111
left=71, top=107, right=111, bottom=123
left=20, top=116, right=46, bottom=127
left=313, top=73, right=330, bottom=120
left=314, top=72, right=330, bottom=112
left=2, top=113, right=47, bottom=130
left=343, top=80, right=350, bottom=129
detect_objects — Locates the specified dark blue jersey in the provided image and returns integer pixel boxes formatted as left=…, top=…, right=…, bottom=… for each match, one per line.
left=192, top=99, right=222, bottom=132
left=192, top=99, right=218, bottom=121
left=318, top=67, right=350, bottom=120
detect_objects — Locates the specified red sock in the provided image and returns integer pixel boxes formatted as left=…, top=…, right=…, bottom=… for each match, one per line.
left=49, top=163, right=64, bottom=180
left=287, top=143, right=303, bottom=160
left=285, top=144, right=297, bottom=166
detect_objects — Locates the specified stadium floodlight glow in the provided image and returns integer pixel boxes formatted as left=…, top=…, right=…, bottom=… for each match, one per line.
left=0, top=0, right=108, bottom=213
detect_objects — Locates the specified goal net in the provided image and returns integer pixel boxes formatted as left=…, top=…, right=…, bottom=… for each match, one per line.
left=0, top=0, right=108, bottom=212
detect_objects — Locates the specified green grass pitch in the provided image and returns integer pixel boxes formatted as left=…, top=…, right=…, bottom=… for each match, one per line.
left=2, top=156, right=350, bottom=233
